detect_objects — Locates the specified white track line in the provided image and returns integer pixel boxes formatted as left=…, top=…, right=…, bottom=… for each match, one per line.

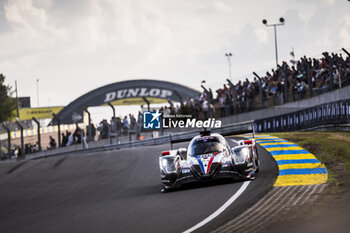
left=245, top=186, right=298, bottom=233
left=285, top=185, right=307, bottom=205
left=183, top=181, right=251, bottom=233
left=309, top=184, right=327, bottom=202
left=248, top=184, right=326, bottom=233
left=292, top=185, right=312, bottom=206
left=232, top=186, right=293, bottom=231
left=229, top=187, right=284, bottom=223
left=300, top=185, right=320, bottom=205
left=213, top=188, right=284, bottom=233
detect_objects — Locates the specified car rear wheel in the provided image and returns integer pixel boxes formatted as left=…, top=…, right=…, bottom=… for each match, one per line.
left=254, top=148, right=260, bottom=172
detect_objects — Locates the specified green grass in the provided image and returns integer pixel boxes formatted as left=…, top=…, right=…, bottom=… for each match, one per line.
left=268, top=132, right=350, bottom=185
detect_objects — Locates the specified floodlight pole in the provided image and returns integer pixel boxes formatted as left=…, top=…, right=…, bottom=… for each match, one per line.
left=273, top=25, right=278, bottom=68
left=36, top=79, right=40, bottom=107
left=263, top=18, right=285, bottom=68
left=225, top=53, right=233, bottom=81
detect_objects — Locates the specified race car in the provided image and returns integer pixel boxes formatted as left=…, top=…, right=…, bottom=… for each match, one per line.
left=159, top=130, right=260, bottom=192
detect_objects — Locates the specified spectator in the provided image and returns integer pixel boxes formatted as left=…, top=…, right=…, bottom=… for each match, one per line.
left=123, top=116, right=129, bottom=135
left=79, top=49, right=349, bottom=128
left=98, top=119, right=109, bottom=139
left=138, top=111, right=143, bottom=129
left=62, top=131, right=68, bottom=146
left=116, top=117, right=122, bottom=135
left=129, top=114, right=136, bottom=130
left=49, top=136, right=57, bottom=149
left=73, top=127, right=82, bottom=144
left=66, top=132, right=74, bottom=146
left=202, top=97, right=209, bottom=119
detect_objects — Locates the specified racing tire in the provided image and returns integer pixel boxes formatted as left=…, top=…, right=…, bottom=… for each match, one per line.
left=254, top=147, right=260, bottom=173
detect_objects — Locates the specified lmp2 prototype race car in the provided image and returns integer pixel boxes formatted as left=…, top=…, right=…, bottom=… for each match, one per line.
left=159, top=130, right=260, bottom=192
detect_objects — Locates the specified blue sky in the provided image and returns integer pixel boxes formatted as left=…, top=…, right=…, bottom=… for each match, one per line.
left=0, top=0, right=349, bottom=107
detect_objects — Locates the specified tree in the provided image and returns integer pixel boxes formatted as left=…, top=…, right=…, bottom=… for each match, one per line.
left=0, top=74, right=17, bottom=122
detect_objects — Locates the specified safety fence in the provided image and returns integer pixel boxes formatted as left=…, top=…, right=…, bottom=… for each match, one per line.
left=4, top=98, right=350, bottom=160
left=9, top=124, right=81, bottom=139
left=255, top=98, right=350, bottom=132
left=0, top=123, right=85, bottom=159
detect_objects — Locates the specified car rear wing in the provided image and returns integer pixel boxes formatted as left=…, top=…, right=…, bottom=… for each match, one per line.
left=168, top=120, right=255, bottom=150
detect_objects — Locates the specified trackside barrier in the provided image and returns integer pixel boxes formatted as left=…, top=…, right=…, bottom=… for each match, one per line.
left=255, top=98, right=350, bottom=132
left=23, top=121, right=254, bottom=160
left=9, top=123, right=83, bottom=139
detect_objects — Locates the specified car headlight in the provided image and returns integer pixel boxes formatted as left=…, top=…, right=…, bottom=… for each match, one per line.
left=234, top=154, right=246, bottom=164
left=160, top=157, right=176, bottom=173
left=162, top=158, right=168, bottom=168
left=232, top=147, right=249, bottom=165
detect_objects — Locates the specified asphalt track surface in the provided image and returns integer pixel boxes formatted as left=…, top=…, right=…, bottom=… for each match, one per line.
left=0, top=139, right=278, bottom=233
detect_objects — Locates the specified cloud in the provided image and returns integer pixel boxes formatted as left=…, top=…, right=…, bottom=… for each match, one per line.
left=212, top=0, right=233, bottom=13
left=0, top=0, right=349, bottom=106
left=255, top=28, right=268, bottom=44
left=5, top=0, right=48, bottom=29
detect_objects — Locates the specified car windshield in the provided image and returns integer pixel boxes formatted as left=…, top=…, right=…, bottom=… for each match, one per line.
left=188, top=137, right=224, bottom=156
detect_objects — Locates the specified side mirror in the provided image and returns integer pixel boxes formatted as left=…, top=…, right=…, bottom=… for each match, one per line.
left=178, top=148, right=187, bottom=160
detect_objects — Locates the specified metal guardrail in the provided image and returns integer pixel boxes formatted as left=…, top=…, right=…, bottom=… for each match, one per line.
left=255, top=98, right=350, bottom=132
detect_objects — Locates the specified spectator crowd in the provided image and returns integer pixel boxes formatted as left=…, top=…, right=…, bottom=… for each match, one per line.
left=97, top=112, right=143, bottom=140
left=99, top=50, right=350, bottom=137
left=48, top=126, right=87, bottom=150
left=2, top=50, right=350, bottom=159
left=175, top=51, right=350, bottom=118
